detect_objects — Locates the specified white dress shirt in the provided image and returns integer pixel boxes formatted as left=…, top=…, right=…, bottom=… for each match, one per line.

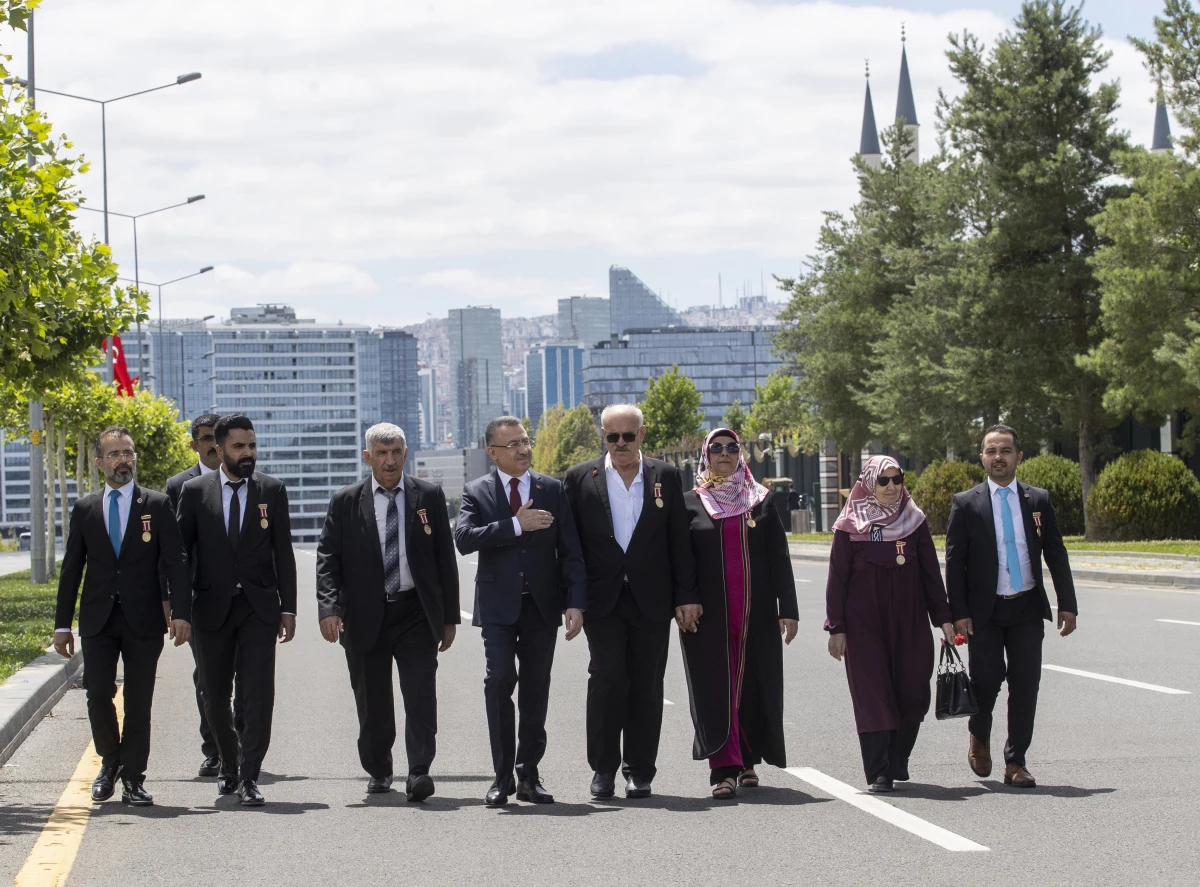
left=987, top=477, right=1035, bottom=595
left=219, top=464, right=249, bottom=530
left=605, top=452, right=644, bottom=552
left=56, top=482, right=134, bottom=632
left=372, top=474, right=415, bottom=592
left=496, top=468, right=531, bottom=536
left=197, top=460, right=216, bottom=476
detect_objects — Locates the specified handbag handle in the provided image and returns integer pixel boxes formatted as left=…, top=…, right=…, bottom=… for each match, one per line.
left=938, top=639, right=965, bottom=674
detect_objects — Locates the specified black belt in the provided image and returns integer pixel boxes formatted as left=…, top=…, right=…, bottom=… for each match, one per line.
left=385, top=589, right=415, bottom=603
left=997, top=589, right=1030, bottom=601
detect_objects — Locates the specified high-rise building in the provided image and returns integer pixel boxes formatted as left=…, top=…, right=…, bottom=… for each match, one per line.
left=583, top=327, right=782, bottom=429
left=448, top=307, right=504, bottom=448
left=526, top=349, right=544, bottom=431
left=377, top=329, right=420, bottom=468
left=510, top=387, right=527, bottom=422
left=418, top=367, right=438, bottom=447
left=557, top=296, right=610, bottom=349
left=526, top=342, right=584, bottom=430
left=609, top=266, right=683, bottom=337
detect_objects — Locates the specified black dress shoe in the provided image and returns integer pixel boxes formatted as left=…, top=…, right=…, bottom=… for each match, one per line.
left=868, top=775, right=894, bottom=793
left=238, top=779, right=265, bottom=806
left=91, top=767, right=118, bottom=802
left=485, top=777, right=510, bottom=807
left=216, top=773, right=239, bottom=796
left=625, top=775, right=652, bottom=799
left=590, top=771, right=616, bottom=799
left=516, top=776, right=554, bottom=804
left=406, top=774, right=435, bottom=803
left=121, top=779, right=154, bottom=806
left=199, top=755, right=221, bottom=778
left=366, top=775, right=393, bottom=793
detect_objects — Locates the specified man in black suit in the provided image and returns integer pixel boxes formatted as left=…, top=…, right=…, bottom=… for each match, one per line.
left=946, top=424, right=1078, bottom=789
left=54, top=427, right=192, bottom=807
left=455, top=416, right=586, bottom=807
left=163, top=412, right=241, bottom=779
left=564, top=403, right=699, bottom=800
left=177, top=414, right=297, bottom=807
left=316, top=422, right=460, bottom=801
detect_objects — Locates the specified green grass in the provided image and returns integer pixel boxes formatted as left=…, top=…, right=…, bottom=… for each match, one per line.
left=0, top=570, right=59, bottom=685
left=787, top=533, right=1200, bottom=556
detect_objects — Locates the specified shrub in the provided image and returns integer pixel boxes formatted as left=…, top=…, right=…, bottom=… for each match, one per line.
left=1016, top=454, right=1084, bottom=536
left=911, top=460, right=986, bottom=535
left=1086, top=451, right=1200, bottom=541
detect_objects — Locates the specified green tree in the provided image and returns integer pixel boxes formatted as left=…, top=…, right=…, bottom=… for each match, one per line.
left=1135, top=0, right=1200, bottom=154
left=531, top=405, right=564, bottom=475
left=102, top=389, right=193, bottom=490
left=723, top=401, right=748, bottom=437
left=550, top=404, right=599, bottom=476
left=640, top=365, right=702, bottom=450
left=744, top=371, right=813, bottom=444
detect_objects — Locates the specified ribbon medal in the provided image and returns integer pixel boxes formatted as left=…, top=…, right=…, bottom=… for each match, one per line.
left=895, top=540, right=907, bottom=565
left=418, top=508, right=431, bottom=535
left=141, top=515, right=152, bottom=543
left=1033, top=511, right=1042, bottom=537
left=747, top=512, right=757, bottom=529
left=654, top=482, right=663, bottom=509
left=259, top=503, right=269, bottom=529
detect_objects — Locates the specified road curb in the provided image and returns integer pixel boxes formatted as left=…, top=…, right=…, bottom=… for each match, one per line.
left=0, top=648, right=84, bottom=767
left=788, top=550, right=1200, bottom=590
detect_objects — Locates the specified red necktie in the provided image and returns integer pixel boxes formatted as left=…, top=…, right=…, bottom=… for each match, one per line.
left=509, top=477, right=522, bottom=516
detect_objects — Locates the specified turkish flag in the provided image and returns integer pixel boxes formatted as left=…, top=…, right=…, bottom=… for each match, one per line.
left=102, top=336, right=136, bottom=397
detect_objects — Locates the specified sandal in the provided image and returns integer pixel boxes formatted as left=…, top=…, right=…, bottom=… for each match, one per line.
left=711, top=777, right=737, bottom=800
left=738, top=769, right=759, bottom=788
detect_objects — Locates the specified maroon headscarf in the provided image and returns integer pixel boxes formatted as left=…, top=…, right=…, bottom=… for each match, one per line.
left=694, top=428, right=770, bottom=520
left=831, top=455, right=926, bottom=541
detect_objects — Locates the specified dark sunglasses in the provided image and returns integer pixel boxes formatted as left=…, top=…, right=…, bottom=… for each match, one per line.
left=605, top=432, right=638, bottom=443
left=876, top=475, right=904, bottom=487
left=707, top=442, right=741, bottom=454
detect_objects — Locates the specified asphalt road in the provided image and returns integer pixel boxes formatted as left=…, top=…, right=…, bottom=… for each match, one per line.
left=2, top=551, right=1198, bottom=886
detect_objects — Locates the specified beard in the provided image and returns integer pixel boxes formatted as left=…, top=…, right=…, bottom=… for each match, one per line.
left=223, top=453, right=256, bottom=479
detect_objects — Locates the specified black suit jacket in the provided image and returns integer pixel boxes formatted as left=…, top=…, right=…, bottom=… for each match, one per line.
left=563, top=456, right=698, bottom=621
left=56, top=485, right=191, bottom=637
left=454, top=469, right=586, bottom=628
left=315, top=474, right=461, bottom=650
left=945, top=480, right=1078, bottom=630
left=176, top=470, right=298, bottom=631
left=159, top=462, right=203, bottom=600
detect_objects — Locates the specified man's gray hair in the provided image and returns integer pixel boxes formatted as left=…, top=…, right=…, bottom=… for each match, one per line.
left=600, top=404, right=644, bottom=428
left=484, top=416, right=525, bottom=446
left=365, top=423, right=407, bottom=451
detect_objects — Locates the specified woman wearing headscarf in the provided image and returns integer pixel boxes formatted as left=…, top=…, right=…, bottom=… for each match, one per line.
left=825, top=456, right=955, bottom=793
left=680, top=428, right=799, bottom=800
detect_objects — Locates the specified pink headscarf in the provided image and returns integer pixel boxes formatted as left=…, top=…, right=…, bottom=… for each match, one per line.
left=831, top=455, right=926, bottom=542
left=694, top=428, right=770, bottom=520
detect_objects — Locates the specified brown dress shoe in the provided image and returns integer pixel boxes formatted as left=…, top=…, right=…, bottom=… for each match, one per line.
left=1004, top=763, right=1036, bottom=788
left=968, top=735, right=992, bottom=778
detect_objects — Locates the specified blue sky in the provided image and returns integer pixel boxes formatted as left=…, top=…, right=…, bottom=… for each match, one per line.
left=1, top=0, right=1170, bottom=325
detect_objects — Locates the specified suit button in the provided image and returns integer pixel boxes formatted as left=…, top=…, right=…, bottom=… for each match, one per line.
left=518, top=572, right=524, bottom=577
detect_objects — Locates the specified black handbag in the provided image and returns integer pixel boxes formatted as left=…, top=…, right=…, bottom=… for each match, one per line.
left=935, top=640, right=979, bottom=720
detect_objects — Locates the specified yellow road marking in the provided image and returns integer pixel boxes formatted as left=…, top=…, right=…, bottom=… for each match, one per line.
left=14, top=684, right=124, bottom=887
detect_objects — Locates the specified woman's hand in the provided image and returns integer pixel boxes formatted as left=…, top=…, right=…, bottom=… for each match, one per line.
left=941, top=623, right=956, bottom=645
left=779, top=618, right=798, bottom=645
left=827, top=632, right=846, bottom=661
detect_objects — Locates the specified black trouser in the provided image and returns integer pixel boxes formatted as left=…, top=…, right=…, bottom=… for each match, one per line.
left=481, top=595, right=558, bottom=782
left=583, top=587, right=671, bottom=782
left=343, top=594, right=439, bottom=780
left=858, top=725, right=921, bottom=784
left=190, top=635, right=243, bottom=759
left=967, top=592, right=1045, bottom=767
left=193, top=594, right=277, bottom=782
left=81, top=602, right=164, bottom=782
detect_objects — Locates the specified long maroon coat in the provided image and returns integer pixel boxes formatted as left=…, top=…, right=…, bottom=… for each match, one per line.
left=824, top=521, right=952, bottom=734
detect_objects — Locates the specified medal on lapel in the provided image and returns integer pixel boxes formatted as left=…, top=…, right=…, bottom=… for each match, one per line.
left=895, top=541, right=907, bottom=565
left=747, top=513, right=757, bottom=529
left=654, top=482, right=663, bottom=508
left=141, top=515, right=152, bottom=543
left=418, top=508, right=431, bottom=535
left=259, top=503, right=269, bottom=529
left=1033, top=511, right=1042, bottom=537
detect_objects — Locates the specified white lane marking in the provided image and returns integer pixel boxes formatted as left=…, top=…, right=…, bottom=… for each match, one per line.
left=795, top=579, right=812, bottom=584
left=663, top=699, right=675, bottom=706
left=460, top=610, right=474, bottom=621
left=1157, top=618, right=1200, bottom=627
left=785, top=767, right=989, bottom=852
left=1043, top=664, right=1191, bottom=695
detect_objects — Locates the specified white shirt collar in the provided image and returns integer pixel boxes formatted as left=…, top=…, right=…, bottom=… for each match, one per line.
left=198, top=460, right=216, bottom=476
left=604, top=452, right=644, bottom=481
left=105, top=482, right=133, bottom=500
left=219, top=465, right=248, bottom=486
left=987, top=477, right=1018, bottom=496
left=372, top=474, right=405, bottom=496
left=496, top=468, right=529, bottom=490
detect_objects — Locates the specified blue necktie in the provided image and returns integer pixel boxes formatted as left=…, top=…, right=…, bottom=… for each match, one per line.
left=108, top=490, right=122, bottom=558
left=997, top=487, right=1024, bottom=593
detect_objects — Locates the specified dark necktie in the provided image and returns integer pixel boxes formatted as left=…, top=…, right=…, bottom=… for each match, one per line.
left=509, top=477, right=522, bottom=516
left=227, top=480, right=245, bottom=550
left=381, top=487, right=401, bottom=595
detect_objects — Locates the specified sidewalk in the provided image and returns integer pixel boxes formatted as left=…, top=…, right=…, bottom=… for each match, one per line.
left=789, top=541, right=1200, bottom=589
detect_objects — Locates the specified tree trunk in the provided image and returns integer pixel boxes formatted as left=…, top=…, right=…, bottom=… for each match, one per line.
left=57, top=430, right=70, bottom=545
left=1079, top=380, right=1096, bottom=538
left=76, top=431, right=87, bottom=495
left=849, top=448, right=863, bottom=485
left=45, top=415, right=57, bottom=579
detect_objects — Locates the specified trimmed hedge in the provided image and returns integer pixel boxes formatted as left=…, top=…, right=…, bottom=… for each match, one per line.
left=1016, top=454, right=1084, bottom=536
left=1086, top=451, right=1200, bottom=541
left=911, top=460, right=986, bottom=535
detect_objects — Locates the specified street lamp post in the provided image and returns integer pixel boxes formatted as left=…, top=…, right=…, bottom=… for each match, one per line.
left=182, top=368, right=217, bottom=420
left=117, top=267, right=214, bottom=394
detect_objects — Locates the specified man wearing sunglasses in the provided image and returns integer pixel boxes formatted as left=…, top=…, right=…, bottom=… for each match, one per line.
left=564, top=404, right=700, bottom=800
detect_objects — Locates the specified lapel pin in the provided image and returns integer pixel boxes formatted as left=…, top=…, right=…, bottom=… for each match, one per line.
left=592, top=468, right=598, bottom=477
left=1032, top=511, right=1042, bottom=537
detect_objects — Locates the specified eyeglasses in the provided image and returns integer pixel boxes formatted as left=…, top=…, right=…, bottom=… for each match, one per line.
left=103, top=450, right=137, bottom=461
left=492, top=438, right=532, bottom=451
left=605, top=432, right=637, bottom=443
left=876, top=475, right=904, bottom=487
left=707, top=443, right=741, bottom=455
